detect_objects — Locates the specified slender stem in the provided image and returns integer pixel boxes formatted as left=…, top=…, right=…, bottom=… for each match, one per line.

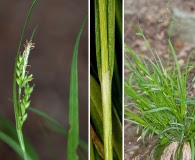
left=98, top=0, right=108, bottom=73
left=96, top=0, right=115, bottom=159
left=17, top=129, right=28, bottom=160
left=101, top=72, right=112, bottom=160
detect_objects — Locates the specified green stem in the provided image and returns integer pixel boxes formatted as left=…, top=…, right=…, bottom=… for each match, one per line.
left=101, top=72, right=112, bottom=160
left=17, top=129, right=28, bottom=160
left=96, top=0, right=115, bottom=159
left=13, top=1, right=37, bottom=160
left=98, top=0, right=109, bottom=73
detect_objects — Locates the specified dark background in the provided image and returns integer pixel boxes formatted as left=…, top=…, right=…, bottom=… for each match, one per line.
left=0, top=0, right=88, bottom=159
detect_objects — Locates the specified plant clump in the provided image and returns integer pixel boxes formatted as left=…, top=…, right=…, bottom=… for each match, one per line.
left=124, top=26, right=195, bottom=160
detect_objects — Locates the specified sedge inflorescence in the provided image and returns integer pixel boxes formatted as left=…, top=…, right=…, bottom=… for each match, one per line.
left=16, top=40, right=35, bottom=127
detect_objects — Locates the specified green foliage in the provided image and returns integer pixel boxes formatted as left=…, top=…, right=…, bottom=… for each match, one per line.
left=28, top=107, right=88, bottom=152
left=0, top=131, right=24, bottom=159
left=0, top=117, right=39, bottom=160
left=10, top=0, right=88, bottom=159
left=125, top=26, right=195, bottom=159
left=67, top=16, right=87, bottom=160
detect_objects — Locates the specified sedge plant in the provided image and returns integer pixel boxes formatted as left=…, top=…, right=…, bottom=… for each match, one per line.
left=14, top=40, right=35, bottom=160
left=13, top=1, right=37, bottom=159
left=11, top=0, right=88, bottom=159
left=124, top=25, right=195, bottom=159
left=90, top=0, right=122, bottom=159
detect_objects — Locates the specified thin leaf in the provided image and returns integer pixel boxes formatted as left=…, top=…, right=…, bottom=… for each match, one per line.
left=0, top=131, right=23, bottom=159
left=67, top=16, right=87, bottom=160
left=90, top=132, right=95, bottom=160
left=28, top=107, right=66, bottom=133
left=90, top=124, right=104, bottom=159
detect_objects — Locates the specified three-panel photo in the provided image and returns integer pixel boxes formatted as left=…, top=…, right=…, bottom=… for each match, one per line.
left=0, top=0, right=194, bottom=159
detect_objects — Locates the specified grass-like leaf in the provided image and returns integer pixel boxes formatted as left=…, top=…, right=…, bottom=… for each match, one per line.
left=0, top=117, right=40, bottom=160
left=90, top=131, right=95, bottom=160
left=125, top=26, right=195, bottom=159
left=0, top=131, right=24, bottom=159
left=28, top=107, right=67, bottom=134
left=67, top=16, right=87, bottom=160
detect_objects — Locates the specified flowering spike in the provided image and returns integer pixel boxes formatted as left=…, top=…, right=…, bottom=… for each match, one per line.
left=16, top=40, right=35, bottom=127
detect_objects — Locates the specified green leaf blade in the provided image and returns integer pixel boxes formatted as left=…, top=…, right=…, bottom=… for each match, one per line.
left=67, top=16, right=87, bottom=160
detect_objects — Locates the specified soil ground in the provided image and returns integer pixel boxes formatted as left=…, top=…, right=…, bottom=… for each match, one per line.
left=124, top=0, right=195, bottom=159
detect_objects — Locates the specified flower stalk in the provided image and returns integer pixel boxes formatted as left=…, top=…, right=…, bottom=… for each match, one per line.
left=14, top=40, right=35, bottom=160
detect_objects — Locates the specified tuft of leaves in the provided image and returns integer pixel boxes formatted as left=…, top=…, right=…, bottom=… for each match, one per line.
left=124, top=26, right=195, bottom=159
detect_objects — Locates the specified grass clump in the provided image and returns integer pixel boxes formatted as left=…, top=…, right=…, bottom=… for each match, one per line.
left=124, top=26, right=195, bottom=160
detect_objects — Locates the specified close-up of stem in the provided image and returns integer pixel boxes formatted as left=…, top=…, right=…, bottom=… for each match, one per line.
left=91, top=0, right=122, bottom=159
left=96, top=0, right=115, bottom=159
